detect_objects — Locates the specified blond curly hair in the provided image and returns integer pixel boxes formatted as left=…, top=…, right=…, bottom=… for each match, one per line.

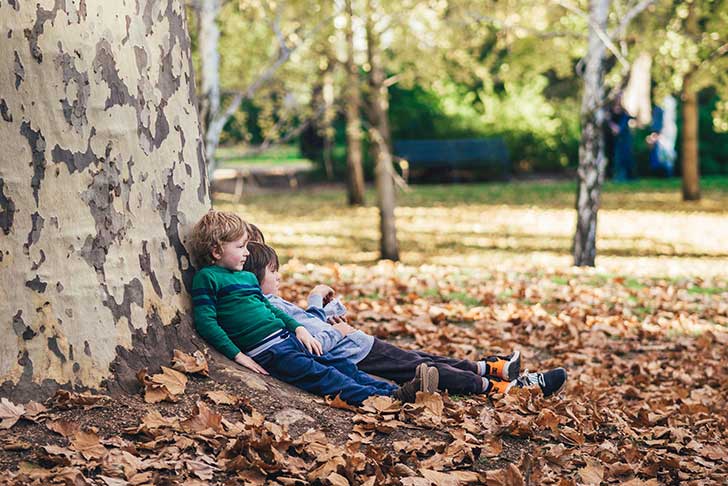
left=189, top=210, right=249, bottom=267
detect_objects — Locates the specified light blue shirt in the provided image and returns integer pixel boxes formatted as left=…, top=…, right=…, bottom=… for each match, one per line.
left=265, top=294, right=374, bottom=364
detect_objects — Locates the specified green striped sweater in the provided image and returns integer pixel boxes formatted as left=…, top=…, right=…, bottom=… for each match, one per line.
left=191, top=265, right=302, bottom=359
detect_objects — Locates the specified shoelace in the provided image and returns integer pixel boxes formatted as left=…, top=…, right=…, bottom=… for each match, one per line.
left=516, top=370, right=543, bottom=388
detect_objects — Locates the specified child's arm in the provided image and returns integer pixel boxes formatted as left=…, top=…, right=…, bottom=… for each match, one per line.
left=261, top=298, right=323, bottom=355
left=192, top=277, right=242, bottom=361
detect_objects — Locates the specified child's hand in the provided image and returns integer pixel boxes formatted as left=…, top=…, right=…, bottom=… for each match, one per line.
left=234, top=352, right=269, bottom=375
left=295, top=327, right=323, bottom=356
left=310, top=284, right=335, bottom=306
left=332, top=322, right=356, bottom=336
left=327, top=315, right=347, bottom=324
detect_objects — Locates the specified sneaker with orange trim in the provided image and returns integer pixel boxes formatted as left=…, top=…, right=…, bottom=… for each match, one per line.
left=482, top=351, right=521, bottom=381
left=485, top=377, right=514, bottom=395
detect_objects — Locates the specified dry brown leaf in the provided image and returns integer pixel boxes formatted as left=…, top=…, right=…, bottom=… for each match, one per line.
left=23, top=401, right=48, bottom=417
left=47, top=419, right=80, bottom=437
left=535, top=409, right=560, bottom=432
left=186, top=459, right=216, bottom=480
left=420, top=469, right=460, bottom=486
left=401, top=478, right=434, bottom=486
left=0, top=397, right=25, bottom=429
left=141, top=410, right=179, bottom=429
left=578, top=459, right=605, bottom=486
left=151, top=366, right=188, bottom=395
left=484, top=464, right=524, bottom=486
left=204, top=390, right=238, bottom=405
left=172, top=349, right=210, bottom=376
left=181, top=401, right=223, bottom=433
left=326, top=394, right=358, bottom=411
left=415, top=392, right=444, bottom=417
left=50, top=389, right=107, bottom=408
left=361, top=395, right=401, bottom=413
left=326, top=472, right=350, bottom=486
left=71, top=430, right=108, bottom=460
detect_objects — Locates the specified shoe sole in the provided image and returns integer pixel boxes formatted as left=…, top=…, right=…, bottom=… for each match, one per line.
left=425, top=366, right=439, bottom=393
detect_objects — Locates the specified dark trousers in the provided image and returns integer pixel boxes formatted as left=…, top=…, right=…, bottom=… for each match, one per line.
left=253, top=335, right=397, bottom=406
left=357, top=338, right=484, bottom=395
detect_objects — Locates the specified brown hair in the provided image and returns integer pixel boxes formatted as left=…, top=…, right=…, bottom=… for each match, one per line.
left=247, top=223, right=266, bottom=244
left=189, top=210, right=248, bottom=267
left=243, top=242, right=279, bottom=285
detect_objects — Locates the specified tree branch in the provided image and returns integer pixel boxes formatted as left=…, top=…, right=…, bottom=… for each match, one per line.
left=554, top=0, right=630, bottom=69
left=609, top=0, right=656, bottom=41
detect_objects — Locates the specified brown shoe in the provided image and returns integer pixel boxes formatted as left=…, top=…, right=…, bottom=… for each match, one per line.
left=394, top=364, right=439, bottom=403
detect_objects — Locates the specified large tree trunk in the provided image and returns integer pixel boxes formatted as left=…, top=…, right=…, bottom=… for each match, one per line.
left=0, top=0, right=209, bottom=401
left=199, top=0, right=222, bottom=175
left=681, top=4, right=700, bottom=201
left=344, top=0, right=365, bottom=206
left=366, top=1, right=399, bottom=261
left=573, top=0, right=611, bottom=267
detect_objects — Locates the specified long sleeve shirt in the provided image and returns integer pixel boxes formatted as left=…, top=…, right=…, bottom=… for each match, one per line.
left=191, top=266, right=302, bottom=359
left=266, top=294, right=373, bottom=364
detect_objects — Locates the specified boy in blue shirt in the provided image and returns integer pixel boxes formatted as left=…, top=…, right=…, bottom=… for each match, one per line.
left=244, top=241, right=568, bottom=398
left=189, top=210, right=439, bottom=405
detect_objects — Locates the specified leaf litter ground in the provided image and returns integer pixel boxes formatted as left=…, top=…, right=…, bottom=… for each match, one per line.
left=1, top=260, right=726, bottom=485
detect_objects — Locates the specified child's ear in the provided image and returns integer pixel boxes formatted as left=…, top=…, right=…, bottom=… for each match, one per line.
left=211, top=244, right=222, bottom=261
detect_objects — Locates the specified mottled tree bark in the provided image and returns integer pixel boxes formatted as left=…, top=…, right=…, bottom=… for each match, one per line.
left=366, top=1, right=398, bottom=261
left=573, top=0, right=610, bottom=267
left=681, top=4, right=700, bottom=201
left=0, top=0, right=209, bottom=401
left=344, top=0, right=365, bottom=206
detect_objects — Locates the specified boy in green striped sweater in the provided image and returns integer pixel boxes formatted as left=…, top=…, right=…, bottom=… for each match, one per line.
left=189, top=210, right=438, bottom=405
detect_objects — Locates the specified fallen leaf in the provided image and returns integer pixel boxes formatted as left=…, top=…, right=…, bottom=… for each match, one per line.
left=420, top=468, right=460, bottom=486
left=151, top=366, right=188, bottom=395
left=186, top=459, right=216, bottom=480
left=47, top=419, right=80, bottom=437
left=141, top=410, right=179, bottom=429
left=205, top=390, right=238, bottom=405
left=71, top=430, right=108, bottom=460
left=415, top=392, right=444, bottom=417
left=326, top=394, right=358, bottom=411
left=578, top=459, right=605, bottom=486
left=172, top=349, right=210, bottom=376
left=181, top=401, right=223, bottom=433
left=326, top=472, right=350, bottom=486
left=0, top=398, right=25, bottom=429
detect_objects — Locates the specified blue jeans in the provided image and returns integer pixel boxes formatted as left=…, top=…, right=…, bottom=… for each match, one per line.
left=252, top=335, right=397, bottom=405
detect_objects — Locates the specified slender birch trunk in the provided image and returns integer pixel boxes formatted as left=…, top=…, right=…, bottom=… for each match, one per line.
left=573, top=0, right=611, bottom=267
left=366, top=1, right=398, bottom=261
left=199, top=0, right=222, bottom=175
left=344, top=0, right=365, bottom=206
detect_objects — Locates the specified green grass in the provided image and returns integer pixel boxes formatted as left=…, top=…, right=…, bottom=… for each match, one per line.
left=237, top=175, right=728, bottom=213
left=687, top=286, right=727, bottom=295
left=216, top=144, right=312, bottom=168
left=444, top=292, right=481, bottom=306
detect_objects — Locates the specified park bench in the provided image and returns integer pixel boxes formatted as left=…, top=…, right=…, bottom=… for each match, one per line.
left=393, top=138, right=511, bottom=181
left=212, top=162, right=313, bottom=200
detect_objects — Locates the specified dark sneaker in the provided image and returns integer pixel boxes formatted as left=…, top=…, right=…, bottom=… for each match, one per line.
left=483, top=351, right=521, bottom=381
left=514, top=368, right=567, bottom=397
left=394, top=364, right=439, bottom=403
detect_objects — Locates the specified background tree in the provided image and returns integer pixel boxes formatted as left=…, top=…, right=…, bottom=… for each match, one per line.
left=344, top=0, right=366, bottom=206
left=0, top=0, right=208, bottom=400
left=366, top=0, right=398, bottom=260
left=648, top=0, right=728, bottom=201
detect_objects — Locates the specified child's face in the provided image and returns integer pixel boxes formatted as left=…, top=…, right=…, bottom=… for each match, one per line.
left=212, top=234, right=250, bottom=271
left=260, top=265, right=280, bottom=295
